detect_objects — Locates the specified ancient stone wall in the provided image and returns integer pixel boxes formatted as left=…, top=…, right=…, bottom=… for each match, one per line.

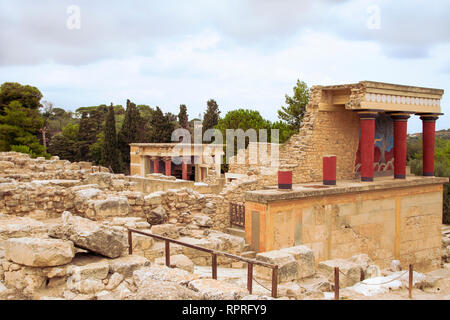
left=227, top=86, right=361, bottom=184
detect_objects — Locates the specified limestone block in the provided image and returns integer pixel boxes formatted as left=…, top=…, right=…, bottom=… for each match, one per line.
left=108, top=255, right=150, bottom=277
left=193, top=214, right=213, bottom=228
left=364, top=265, right=381, bottom=279
left=131, top=279, right=201, bottom=300
left=132, top=265, right=198, bottom=287
left=146, top=206, right=167, bottom=225
left=151, top=224, right=179, bottom=239
left=155, top=254, right=194, bottom=273
left=280, top=245, right=315, bottom=279
left=106, top=272, right=124, bottom=290
left=390, top=260, right=402, bottom=272
left=88, top=196, right=129, bottom=218
left=49, top=211, right=128, bottom=259
left=317, top=259, right=363, bottom=288
left=255, top=251, right=298, bottom=283
left=69, top=260, right=110, bottom=281
left=187, top=278, right=248, bottom=300
left=5, top=237, right=75, bottom=267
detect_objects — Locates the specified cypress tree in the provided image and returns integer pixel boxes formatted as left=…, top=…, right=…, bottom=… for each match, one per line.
left=147, top=106, right=174, bottom=143
left=178, top=104, right=188, bottom=129
left=118, top=99, right=143, bottom=174
left=202, top=99, right=220, bottom=132
left=102, top=104, right=121, bottom=173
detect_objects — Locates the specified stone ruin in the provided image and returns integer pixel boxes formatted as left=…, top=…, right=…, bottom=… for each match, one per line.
left=0, top=151, right=448, bottom=300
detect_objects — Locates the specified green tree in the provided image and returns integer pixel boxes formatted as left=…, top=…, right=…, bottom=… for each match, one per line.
left=271, top=120, right=297, bottom=144
left=118, top=99, right=144, bottom=174
left=146, top=107, right=175, bottom=143
left=0, top=82, right=43, bottom=114
left=216, top=109, right=272, bottom=164
left=75, top=109, right=105, bottom=162
left=47, top=123, right=80, bottom=162
left=278, top=79, right=309, bottom=132
left=178, top=104, right=188, bottom=129
left=102, top=105, right=121, bottom=172
left=0, top=101, right=47, bottom=157
left=203, top=99, right=220, bottom=132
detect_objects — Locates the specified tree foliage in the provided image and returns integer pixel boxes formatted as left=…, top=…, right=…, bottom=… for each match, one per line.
left=102, top=105, right=121, bottom=172
left=178, top=104, right=188, bottom=129
left=118, top=99, right=145, bottom=174
left=203, top=99, right=220, bottom=132
left=0, top=82, right=43, bottom=113
left=278, top=79, right=309, bottom=132
left=146, top=106, right=175, bottom=143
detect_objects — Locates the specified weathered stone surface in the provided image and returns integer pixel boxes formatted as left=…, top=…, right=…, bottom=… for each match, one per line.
left=5, top=237, right=75, bottom=267
left=106, top=272, right=124, bottom=290
left=390, top=260, right=402, bottom=272
left=108, top=255, right=150, bottom=277
left=318, top=258, right=363, bottom=288
left=155, top=254, right=194, bottom=273
left=48, top=211, right=128, bottom=258
left=365, top=265, right=381, bottom=279
left=0, top=215, right=48, bottom=240
left=193, top=214, right=213, bottom=227
left=88, top=196, right=130, bottom=219
left=69, top=260, right=110, bottom=281
left=255, top=250, right=298, bottom=283
left=68, top=278, right=105, bottom=294
left=187, top=278, right=248, bottom=300
left=151, top=224, right=179, bottom=239
left=130, top=280, right=201, bottom=300
left=280, top=245, right=315, bottom=279
left=146, top=206, right=167, bottom=225
left=133, top=265, right=198, bottom=287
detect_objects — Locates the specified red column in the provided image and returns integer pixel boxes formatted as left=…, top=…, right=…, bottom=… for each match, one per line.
left=391, top=113, right=410, bottom=179
left=164, top=158, right=171, bottom=176
left=278, top=169, right=292, bottom=190
left=182, top=158, right=188, bottom=180
left=420, top=114, right=439, bottom=176
left=323, top=155, right=336, bottom=185
left=358, top=111, right=377, bottom=182
left=152, top=157, right=159, bottom=173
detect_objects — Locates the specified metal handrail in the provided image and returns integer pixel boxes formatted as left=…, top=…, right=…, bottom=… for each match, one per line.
left=127, top=228, right=279, bottom=298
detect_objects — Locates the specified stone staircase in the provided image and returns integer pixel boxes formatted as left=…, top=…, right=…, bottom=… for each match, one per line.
left=226, top=227, right=256, bottom=259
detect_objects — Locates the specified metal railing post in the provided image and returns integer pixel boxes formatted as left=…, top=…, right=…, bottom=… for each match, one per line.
left=247, top=263, right=253, bottom=294
left=409, top=264, right=413, bottom=299
left=165, top=240, right=170, bottom=267
left=128, top=229, right=133, bottom=255
left=334, top=267, right=339, bottom=300
left=271, top=267, right=278, bottom=298
left=212, top=254, right=217, bottom=279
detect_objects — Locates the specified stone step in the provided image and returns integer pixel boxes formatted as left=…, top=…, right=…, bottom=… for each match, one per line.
left=226, top=227, right=246, bottom=239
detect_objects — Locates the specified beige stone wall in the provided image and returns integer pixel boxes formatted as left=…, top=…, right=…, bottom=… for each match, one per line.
left=228, top=86, right=360, bottom=184
left=245, top=184, right=444, bottom=272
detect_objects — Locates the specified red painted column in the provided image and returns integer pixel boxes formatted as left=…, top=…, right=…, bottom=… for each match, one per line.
left=164, top=158, right=171, bottom=176
left=358, top=111, right=378, bottom=182
left=278, top=169, right=292, bottom=190
left=323, top=155, right=336, bottom=185
left=182, top=158, right=188, bottom=180
left=420, top=114, right=439, bottom=176
left=391, top=113, right=410, bottom=179
left=152, top=157, right=159, bottom=174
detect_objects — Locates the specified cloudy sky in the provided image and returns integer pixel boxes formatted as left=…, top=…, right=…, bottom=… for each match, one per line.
left=0, top=0, right=449, bottom=133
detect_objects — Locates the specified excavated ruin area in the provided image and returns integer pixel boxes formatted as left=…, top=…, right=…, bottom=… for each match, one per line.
left=0, top=151, right=449, bottom=300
